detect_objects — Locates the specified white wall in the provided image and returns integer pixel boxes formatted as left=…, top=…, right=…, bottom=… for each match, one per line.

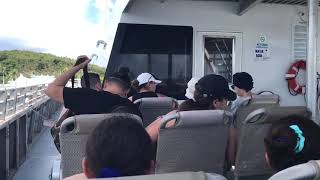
left=120, top=0, right=320, bottom=106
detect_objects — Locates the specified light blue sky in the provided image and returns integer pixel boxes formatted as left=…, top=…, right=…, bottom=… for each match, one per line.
left=0, top=0, right=109, bottom=61
left=86, top=0, right=100, bottom=24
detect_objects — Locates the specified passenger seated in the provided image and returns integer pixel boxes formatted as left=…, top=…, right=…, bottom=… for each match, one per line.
left=64, top=116, right=154, bottom=180
left=230, top=72, right=254, bottom=114
left=264, top=115, right=320, bottom=171
left=58, top=73, right=102, bottom=119
left=45, top=55, right=141, bottom=117
left=53, top=72, right=103, bottom=153
left=147, top=74, right=236, bottom=142
left=80, top=73, right=102, bottom=91
left=129, top=73, right=162, bottom=102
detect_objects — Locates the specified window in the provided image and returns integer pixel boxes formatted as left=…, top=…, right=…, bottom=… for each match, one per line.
left=106, top=23, right=193, bottom=99
left=204, top=37, right=233, bottom=82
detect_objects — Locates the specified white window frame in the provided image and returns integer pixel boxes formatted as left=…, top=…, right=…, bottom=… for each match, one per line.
left=193, top=31, right=243, bottom=78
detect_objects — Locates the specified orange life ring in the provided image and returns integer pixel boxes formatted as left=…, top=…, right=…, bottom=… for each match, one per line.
left=285, top=60, right=306, bottom=95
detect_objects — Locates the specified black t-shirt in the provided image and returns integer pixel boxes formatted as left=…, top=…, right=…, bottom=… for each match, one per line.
left=63, top=87, right=142, bottom=118
left=131, top=91, right=158, bottom=102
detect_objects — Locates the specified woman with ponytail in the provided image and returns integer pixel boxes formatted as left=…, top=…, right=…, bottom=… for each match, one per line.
left=146, top=74, right=236, bottom=142
left=264, top=115, right=320, bottom=171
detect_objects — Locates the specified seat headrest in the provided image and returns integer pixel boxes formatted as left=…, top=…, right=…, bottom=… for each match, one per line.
left=160, top=110, right=233, bottom=129
left=241, top=94, right=280, bottom=106
left=311, top=160, right=320, bottom=179
left=60, top=113, right=142, bottom=134
left=244, top=106, right=309, bottom=124
left=92, top=172, right=211, bottom=180
left=268, top=160, right=320, bottom=180
left=134, top=97, right=178, bottom=107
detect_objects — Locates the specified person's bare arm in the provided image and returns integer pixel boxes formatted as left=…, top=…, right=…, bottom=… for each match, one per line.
left=45, top=56, right=91, bottom=103
left=227, top=125, right=237, bottom=166
left=146, top=110, right=177, bottom=142
left=63, top=173, right=87, bottom=180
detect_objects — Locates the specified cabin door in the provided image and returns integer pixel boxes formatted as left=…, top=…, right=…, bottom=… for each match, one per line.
left=194, top=32, right=242, bottom=82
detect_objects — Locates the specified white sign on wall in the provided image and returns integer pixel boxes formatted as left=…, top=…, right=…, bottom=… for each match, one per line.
left=255, top=35, right=271, bottom=61
left=292, top=25, right=307, bottom=60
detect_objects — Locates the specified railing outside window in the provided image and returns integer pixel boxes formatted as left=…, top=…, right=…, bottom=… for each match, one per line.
left=0, top=84, right=47, bottom=121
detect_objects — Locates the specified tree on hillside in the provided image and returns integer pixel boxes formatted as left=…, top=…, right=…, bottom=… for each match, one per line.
left=0, top=50, right=106, bottom=83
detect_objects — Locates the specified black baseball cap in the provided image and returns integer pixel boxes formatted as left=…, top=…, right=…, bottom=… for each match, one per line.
left=196, top=74, right=236, bottom=101
left=232, top=72, right=254, bottom=92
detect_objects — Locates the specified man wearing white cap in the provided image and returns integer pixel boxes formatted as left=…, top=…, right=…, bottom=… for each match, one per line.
left=129, top=73, right=162, bottom=102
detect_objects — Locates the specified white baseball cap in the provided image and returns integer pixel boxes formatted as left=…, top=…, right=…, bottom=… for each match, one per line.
left=137, top=73, right=162, bottom=86
left=185, top=77, right=200, bottom=100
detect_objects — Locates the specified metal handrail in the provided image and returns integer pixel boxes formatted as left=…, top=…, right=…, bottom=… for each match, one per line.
left=0, top=84, right=49, bottom=121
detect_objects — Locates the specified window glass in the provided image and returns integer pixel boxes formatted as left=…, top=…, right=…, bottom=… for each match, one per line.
left=204, top=37, right=233, bottom=82
left=106, top=23, right=193, bottom=99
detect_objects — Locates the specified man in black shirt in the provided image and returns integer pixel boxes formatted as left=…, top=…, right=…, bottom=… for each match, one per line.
left=45, top=55, right=142, bottom=117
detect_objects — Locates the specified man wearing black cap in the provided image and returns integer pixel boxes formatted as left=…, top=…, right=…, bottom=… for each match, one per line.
left=230, top=72, right=254, bottom=114
left=45, top=55, right=141, bottom=117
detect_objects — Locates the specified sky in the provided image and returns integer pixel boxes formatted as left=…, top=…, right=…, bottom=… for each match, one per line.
left=0, top=0, right=121, bottom=66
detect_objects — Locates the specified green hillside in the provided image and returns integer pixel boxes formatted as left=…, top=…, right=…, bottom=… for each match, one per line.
left=0, top=50, right=105, bottom=83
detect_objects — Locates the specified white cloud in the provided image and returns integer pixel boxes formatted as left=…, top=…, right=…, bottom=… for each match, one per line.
left=0, top=0, right=106, bottom=60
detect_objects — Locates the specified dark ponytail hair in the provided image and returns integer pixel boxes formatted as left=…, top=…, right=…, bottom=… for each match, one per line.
left=131, top=80, right=148, bottom=92
left=193, top=89, right=214, bottom=110
left=131, top=80, right=140, bottom=91
left=264, top=115, right=320, bottom=171
left=191, top=87, right=224, bottom=110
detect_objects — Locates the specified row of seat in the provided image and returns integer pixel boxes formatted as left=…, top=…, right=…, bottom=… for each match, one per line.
left=133, top=94, right=281, bottom=128
left=58, top=109, right=309, bottom=179
left=57, top=94, right=310, bottom=179
left=91, top=171, right=225, bottom=180
left=132, top=94, right=284, bottom=178
left=85, top=160, right=320, bottom=180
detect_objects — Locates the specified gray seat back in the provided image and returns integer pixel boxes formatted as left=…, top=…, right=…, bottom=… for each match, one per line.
left=156, top=110, right=233, bottom=174
left=94, top=171, right=227, bottom=180
left=234, top=94, right=280, bottom=127
left=60, top=113, right=142, bottom=178
left=235, top=106, right=310, bottom=177
left=134, top=97, right=178, bottom=127
left=268, top=160, right=320, bottom=180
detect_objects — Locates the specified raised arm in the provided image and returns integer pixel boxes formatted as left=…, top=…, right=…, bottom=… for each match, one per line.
left=45, top=56, right=91, bottom=103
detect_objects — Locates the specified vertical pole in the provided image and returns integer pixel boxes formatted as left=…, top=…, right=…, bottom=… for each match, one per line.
left=307, top=0, right=318, bottom=121
left=168, top=54, right=173, bottom=81
left=147, top=54, right=152, bottom=73
left=6, top=126, right=9, bottom=180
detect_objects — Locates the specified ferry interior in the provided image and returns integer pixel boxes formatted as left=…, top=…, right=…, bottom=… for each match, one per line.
left=4, top=0, right=320, bottom=180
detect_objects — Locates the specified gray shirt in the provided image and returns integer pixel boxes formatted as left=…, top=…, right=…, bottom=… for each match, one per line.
left=230, top=96, right=251, bottom=115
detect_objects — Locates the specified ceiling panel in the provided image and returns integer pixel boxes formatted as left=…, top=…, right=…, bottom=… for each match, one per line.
left=262, top=0, right=320, bottom=6
left=190, top=0, right=319, bottom=6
